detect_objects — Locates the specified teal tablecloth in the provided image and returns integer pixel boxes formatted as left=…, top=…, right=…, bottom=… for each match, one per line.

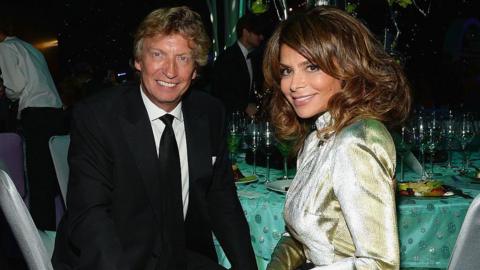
left=216, top=152, right=480, bottom=269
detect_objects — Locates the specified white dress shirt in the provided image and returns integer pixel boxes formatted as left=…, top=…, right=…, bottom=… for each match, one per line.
left=0, top=36, right=62, bottom=118
left=140, top=87, right=189, bottom=218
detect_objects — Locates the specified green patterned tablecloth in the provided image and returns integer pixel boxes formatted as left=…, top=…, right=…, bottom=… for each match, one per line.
left=216, top=152, right=480, bottom=269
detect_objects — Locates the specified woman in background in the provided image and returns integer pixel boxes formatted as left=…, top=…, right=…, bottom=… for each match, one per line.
left=264, top=6, right=411, bottom=270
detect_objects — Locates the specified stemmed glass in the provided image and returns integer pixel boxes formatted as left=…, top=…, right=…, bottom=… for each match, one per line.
left=263, top=122, right=274, bottom=183
left=227, top=119, right=241, bottom=164
left=425, top=114, right=442, bottom=177
left=396, top=126, right=412, bottom=181
left=457, top=113, right=476, bottom=173
left=276, top=139, right=294, bottom=180
left=238, top=113, right=250, bottom=153
left=246, top=119, right=261, bottom=176
left=411, top=114, right=429, bottom=179
left=441, top=110, right=458, bottom=169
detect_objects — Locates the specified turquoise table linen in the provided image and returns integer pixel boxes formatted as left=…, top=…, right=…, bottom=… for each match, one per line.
left=216, top=152, right=480, bottom=269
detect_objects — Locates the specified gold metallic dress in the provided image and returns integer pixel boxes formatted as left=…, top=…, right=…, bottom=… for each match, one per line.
left=268, top=113, right=399, bottom=270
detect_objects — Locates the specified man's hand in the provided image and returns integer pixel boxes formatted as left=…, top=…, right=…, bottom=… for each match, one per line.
left=245, top=103, right=257, bottom=118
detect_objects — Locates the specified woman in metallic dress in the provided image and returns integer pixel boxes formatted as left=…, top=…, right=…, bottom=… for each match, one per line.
left=264, top=6, right=411, bottom=270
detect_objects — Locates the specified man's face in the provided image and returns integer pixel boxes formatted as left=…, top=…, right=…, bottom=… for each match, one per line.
left=244, top=29, right=264, bottom=49
left=135, top=33, right=197, bottom=112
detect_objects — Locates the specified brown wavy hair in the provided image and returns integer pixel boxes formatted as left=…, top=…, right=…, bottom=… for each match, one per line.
left=133, top=6, right=210, bottom=67
left=264, top=6, right=411, bottom=150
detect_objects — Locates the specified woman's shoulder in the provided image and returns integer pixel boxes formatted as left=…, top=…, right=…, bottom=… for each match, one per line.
left=335, top=118, right=393, bottom=148
left=332, top=118, right=396, bottom=166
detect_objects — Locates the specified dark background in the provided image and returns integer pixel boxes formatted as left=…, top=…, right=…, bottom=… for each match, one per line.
left=1, top=0, right=479, bottom=111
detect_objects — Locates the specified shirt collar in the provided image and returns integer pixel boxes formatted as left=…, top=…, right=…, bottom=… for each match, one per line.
left=315, top=111, right=332, bottom=130
left=237, top=41, right=250, bottom=59
left=140, top=85, right=184, bottom=123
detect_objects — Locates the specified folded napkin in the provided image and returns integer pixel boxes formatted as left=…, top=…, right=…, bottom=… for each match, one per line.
left=404, top=151, right=424, bottom=177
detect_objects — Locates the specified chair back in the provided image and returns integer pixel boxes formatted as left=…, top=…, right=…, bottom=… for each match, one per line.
left=448, top=193, right=480, bottom=270
left=0, top=133, right=26, bottom=198
left=49, top=135, right=70, bottom=205
left=0, top=169, right=53, bottom=270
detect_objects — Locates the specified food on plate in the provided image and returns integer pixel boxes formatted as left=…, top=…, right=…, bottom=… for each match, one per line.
left=236, top=175, right=257, bottom=183
left=232, top=164, right=245, bottom=181
left=397, top=180, right=451, bottom=197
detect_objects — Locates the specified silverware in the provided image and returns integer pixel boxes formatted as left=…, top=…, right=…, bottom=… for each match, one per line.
left=443, top=184, right=473, bottom=199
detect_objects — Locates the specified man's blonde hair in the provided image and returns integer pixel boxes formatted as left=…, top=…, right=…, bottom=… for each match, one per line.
left=133, top=6, right=210, bottom=67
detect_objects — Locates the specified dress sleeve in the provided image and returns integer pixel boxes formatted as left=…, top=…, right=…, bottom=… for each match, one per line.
left=267, top=233, right=306, bottom=270
left=0, top=45, right=26, bottom=100
left=319, top=122, right=399, bottom=270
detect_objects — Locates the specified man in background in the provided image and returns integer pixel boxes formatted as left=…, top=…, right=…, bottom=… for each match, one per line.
left=0, top=21, right=65, bottom=231
left=0, top=76, right=9, bottom=132
left=213, top=13, right=265, bottom=118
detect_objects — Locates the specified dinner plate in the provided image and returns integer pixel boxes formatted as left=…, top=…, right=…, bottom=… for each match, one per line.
left=400, top=191, right=455, bottom=199
left=235, top=175, right=258, bottom=185
left=266, top=179, right=293, bottom=194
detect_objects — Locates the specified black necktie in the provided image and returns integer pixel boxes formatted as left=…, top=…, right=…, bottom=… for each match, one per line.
left=158, top=114, right=186, bottom=269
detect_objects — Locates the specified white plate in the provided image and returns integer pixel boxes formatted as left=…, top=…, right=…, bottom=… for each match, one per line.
left=235, top=175, right=258, bottom=185
left=266, top=180, right=293, bottom=194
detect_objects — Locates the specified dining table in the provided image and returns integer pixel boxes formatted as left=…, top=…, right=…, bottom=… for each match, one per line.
left=215, top=151, right=480, bottom=270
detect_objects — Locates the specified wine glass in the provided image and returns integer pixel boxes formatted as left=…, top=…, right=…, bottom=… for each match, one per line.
left=246, top=119, right=261, bottom=176
left=441, top=110, right=458, bottom=169
left=276, top=139, right=294, bottom=180
left=227, top=120, right=241, bottom=164
left=411, top=114, right=428, bottom=179
left=237, top=113, right=250, bottom=153
left=263, top=122, right=274, bottom=183
left=425, top=113, right=443, bottom=177
left=457, top=113, right=476, bottom=173
left=396, top=126, right=412, bottom=182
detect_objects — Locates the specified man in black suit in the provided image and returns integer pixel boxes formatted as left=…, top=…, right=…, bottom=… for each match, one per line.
left=52, top=6, right=257, bottom=270
left=213, top=13, right=265, bottom=118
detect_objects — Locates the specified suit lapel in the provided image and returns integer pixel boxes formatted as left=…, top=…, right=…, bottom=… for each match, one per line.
left=182, top=93, right=211, bottom=186
left=233, top=43, right=251, bottom=88
left=118, top=87, right=163, bottom=225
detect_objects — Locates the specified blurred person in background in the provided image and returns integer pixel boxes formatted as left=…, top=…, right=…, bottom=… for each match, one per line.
left=0, top=19, right=66, bottom=231
left=212, top=13, right=266, bottom=118
left=0, top=75, right=8, bottom=132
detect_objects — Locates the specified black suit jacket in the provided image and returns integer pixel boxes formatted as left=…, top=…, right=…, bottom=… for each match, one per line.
left=52, top=84, right=256, bottom=270
left=212, top=43, right=262, bottom=114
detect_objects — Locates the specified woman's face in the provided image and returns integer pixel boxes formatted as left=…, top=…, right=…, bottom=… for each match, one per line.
left=279, top=44, right=342, bottom=119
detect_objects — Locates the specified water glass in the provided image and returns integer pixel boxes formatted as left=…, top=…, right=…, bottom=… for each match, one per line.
left=263, top=122, right=274, bottom=183
left=276, top=139, right=293, bottom=180
left=227, top=121, right=241, bottom=164
left=246, top=120, right=261, bottom=176
left=457, top=113, right=476, bottom=173
left=441, top=110, right=458, bottom=169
